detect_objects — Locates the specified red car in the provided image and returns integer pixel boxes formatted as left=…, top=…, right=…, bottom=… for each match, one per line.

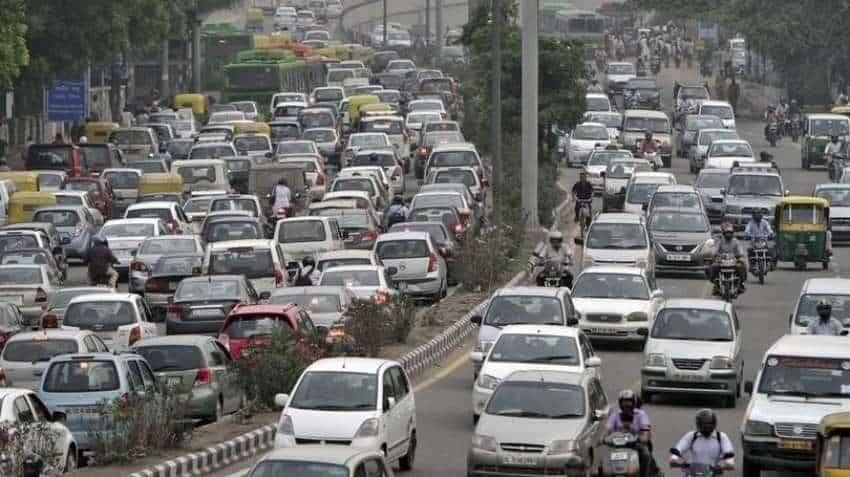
left=217, top=303, right=318, bottom=359
left=65, top=176, right=116, bottom=219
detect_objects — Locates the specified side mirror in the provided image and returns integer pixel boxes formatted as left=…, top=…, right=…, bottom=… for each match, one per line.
left=274, top=393, right=289, bottom=408
left=744, top=381, right=753, bottom=395
left=567, top=317, right=579, bottom=327
left=259, top=291, right=271, bottom=300
left=573, top=237, right=584, bottom=246
left=785, top=189, right=791, bottom=196
left=470, top=315, right=482, bottom=325
left=130, top=250, right=137, bottom=256
left=586, top=356, right=602, bottom=367
left=592, top=409, right=606, bottom=422
left=636, top=328, right=649, bottom=337
left=651, top=289, right=664, bottom=300
left=386, top=266, right=398, bottom=276
left=265, top=151, right=273, bottom=158
left=52, top=411, right=67, bottom=422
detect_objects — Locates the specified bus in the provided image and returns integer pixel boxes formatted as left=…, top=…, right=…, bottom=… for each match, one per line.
left=202, top=30, right=255, bottom=90
left=222, top=54, right=326, bottom=112
left=540, top=9, right=607, bottom=45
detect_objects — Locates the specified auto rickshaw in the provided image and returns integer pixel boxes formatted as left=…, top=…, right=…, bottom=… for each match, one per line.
left=8, top=191, right=57, bottom=224
left=347, top=94, right=380, bottom=129
left=0, top=171, right=40, bottom=192
left=816, top=412, right=850, bottom=477
left=137, top=173, right=185, bottom=198
left=173, top=93, right=208, bottom=120
left=774, top=196, right=831, bottom=270
left=232, top=120, right=271, bottom=136
left=359, top=103, right=394, bottom=120
left=831, top=105, right=850, bottom=119
left=83, top=122, right=120, bottom=144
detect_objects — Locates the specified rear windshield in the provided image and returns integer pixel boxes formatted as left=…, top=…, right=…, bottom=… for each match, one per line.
left=0, top=251, right=50, bottom=266
left=376, top=240, right=429, bottom=259
left=126, top=208, right=171, bottom=222
left=0, top=236, right=38, bottom=251
left=431, top=151, right=477, bottom=168
left=33, top=210, right=80, bottom=227
left=206, top=221, right=262, bottom=242
left=209, top=248, right=274, bottom=278
left=151, top=256, right=202, bottom=276
left=222, top=315, right=293, bottom=339
left=2, top=339, right=78, bottom=363
left=300, top=112, right=335, bottom=129
left=270, top=124, right=301, bottom=141
left=134, top=345, right=205, bottom=372
left=176, top=166, right=218, bottom=184
left=389, top=223, right=448, bottom=243
left=234, top=136, right=271, bottom=152
left=412, top=194, right=462, bottom=209
left=350, top=135, right=389, bottom=148
left=66, top=181, right=97, bottom=194
left=64, top=301, right=135, bottom=331
left=43, top=360, right=120, bottom=393
left=190, top=146, right=232, bottom=159
left=320, top=270, right=379, bottom=287
left=103, top=171, right=140, bottom=189
left=109, top=130, right=152, bottom=145
left=0, top=267, right=41, bottom=285
left=314, top=89, right=343, bottom=102
left=361, top=120, right=403, bottom=135
left=433, top=169, right=476, bottom=187
left=175, top=279, right=242, bottom=301
left=303, top=130, right=336, bottom=143
left=139, top=238, right=197, bottom=254
left=210, top=199, right=259, bottom=215
left=352, top=154, right=396, bottom=168
left=277, top=142, right=314, bottom=155
left=281, top=160, right=318, bottom=172
left=29, top=146, right=72, bottom=170
left=278, top=220, right=327, bottom=243
left=81, top=147, right=111, bottom=168
left=131, top=161, right=167, bottom=173
left=317, top=258, right=371, bottom=271
left=332, top=178, right=374, bottom=194
left=56, top=195, right=83, bottom=206
left=102, top=222, right=155, bottom=237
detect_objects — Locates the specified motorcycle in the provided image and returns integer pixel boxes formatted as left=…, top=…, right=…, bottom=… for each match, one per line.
left=715, top=253, right=741, bottom=302
left=829, top=154, right=846, bottom=182
left=636, top=139, right=664, bottom=169
left=529, top=252, right=572, bottom=289
left=749, top=237, right=771, bottom=284
left=699, top=62, right=713, bottom=77
left=597, top=432, right=643, bottom=477
left=790, top=114, right=802, bottom=142
left=679, top=462, right=722, bottom=477
left=765, top=122, right=779, bottom=147
left=650, top=56, right=661, bottom=75
left=576, top=197, right=593, bottom=231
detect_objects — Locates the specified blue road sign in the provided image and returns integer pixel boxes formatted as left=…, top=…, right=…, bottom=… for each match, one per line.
left=46, top=78, right=86, bottom=122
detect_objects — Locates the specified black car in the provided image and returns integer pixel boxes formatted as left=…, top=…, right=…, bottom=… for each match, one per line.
left=144, top=254, right=204, bottom=320
left=166, top=275, right=266, bottom=335
left=624, top=78, right=662, bottom=110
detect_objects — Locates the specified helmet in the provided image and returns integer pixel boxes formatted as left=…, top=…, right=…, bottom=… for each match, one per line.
left=752, top=209, right=763, bottom=219
left=695, top=408, right=717, bottom=429
left=618, top=389, right=637, bottom=409
left=22, top=454, right=44, bottom=477
left=79, top=136, right=88, bottom=144
left=548, top=231, right=563, bottom=243
left=817, top=299, right=833, bottom=313
left=93, top=234, right=108, bottom=246
left=392, top=195, right=404, bottom=205
left=832, top=135, right=840, bottom=142
left=722, top=222, right=735, bottom=233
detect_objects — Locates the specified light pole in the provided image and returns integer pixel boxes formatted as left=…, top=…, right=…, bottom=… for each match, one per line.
left=491, top=0, right=503, bottom=225
left=521, top=0, right=539, bottom=228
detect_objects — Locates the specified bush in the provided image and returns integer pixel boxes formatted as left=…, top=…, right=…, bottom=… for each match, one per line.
left=344, top=298, right=388, bottom=357
left=0, top=420, right=61, bottom=474
left=455, top=222, right=522, bottom=292
left=386, top=294, right=416, bottom=343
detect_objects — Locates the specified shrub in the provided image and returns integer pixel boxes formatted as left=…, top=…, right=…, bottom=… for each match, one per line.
left=0, top=420, right=61, bottom=474
left=455, top=222, right=521, bottom=292
left=344, top=298, right=387, bottom=357
left=386, top=293, right=416, bottom=343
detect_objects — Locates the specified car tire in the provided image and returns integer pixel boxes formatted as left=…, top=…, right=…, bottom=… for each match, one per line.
left=473, top=414, right=479, bottom=425
left=743, top=458, right=762, bottom=477
left=399, top=431, right=416, bottom=471
left=64, top=447, right=77, bottom=473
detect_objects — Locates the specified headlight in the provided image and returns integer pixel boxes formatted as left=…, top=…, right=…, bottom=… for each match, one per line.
left=645, top=353, right=666, bottom=367
left=745, top=419, right=774, bottom=436
left=354, top=418, right=380, bottom=438
left=475, top=340, right=493, bottom=353
left=710, top=356, right=735, bottom=369
left=278, top=414, right=294, bottom=436
left=697, top=238, right=715, bottom=254
left=547, top=439, right=576, bottom=455
left=477, top=374, right=501, bottom=390
left=627, top=311, right=648, bottom=322
left=725, top=205, right=741, bottom=215
left=472, top=434, right=500, bottom=452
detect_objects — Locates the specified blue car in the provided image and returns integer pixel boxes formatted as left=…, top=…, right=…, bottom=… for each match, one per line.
left=37, top=352, right=161, bottom=454
left=32, top=206, right=98, bottom=262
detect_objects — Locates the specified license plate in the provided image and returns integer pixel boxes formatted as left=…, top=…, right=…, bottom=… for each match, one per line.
left=667, top=254, right=691, bottom=262
left=0, top=295, right=22, bottom=306
left=193, top=309, right=222, bottom=318
left=588, top=328, right=618, bottom=335
left=674, top=373, right=705, bottom=382
left=167, top=377, right=182, bottom=388
left=501, top=454, right=539, bottom=466
left=610, top=451, right=630, bottom=461
left=777, top=439, right=812, bottom=450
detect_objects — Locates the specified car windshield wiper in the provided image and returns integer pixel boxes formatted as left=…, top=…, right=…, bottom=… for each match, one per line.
left=494, top=410, right=550, bottom=418
left=526, top=355, right=575, bottom=362
left=550, top=413, right=584, bottom=419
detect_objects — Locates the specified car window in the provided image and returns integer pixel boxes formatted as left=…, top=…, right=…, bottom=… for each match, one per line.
left=83, top=336, right=98, bottom=353
left=580, top=334, right=594, bottom=361
left=298, top=311, right=316, bottom=335
left=14, top=396, right=34, bottom=423
left=27, top=394, right=50, bottom=422
left=382, top=369, right=396, bottom=412
left=127, top=360, right=144, bottom=391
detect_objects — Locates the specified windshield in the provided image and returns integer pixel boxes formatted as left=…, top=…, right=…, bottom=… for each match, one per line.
left=270, top=124, right=300, bottom=141
left=183, top=198, right=210, bottom=214
left=290, top=371, right=377, bottom=411
left=270, top=293, right=341, bottom=313
left=758, top=356, right=850, bottom=397
left=424, top=132, right=463, bottom=147
left=588, top=151, right=630, bottom=167
left=33, top=210, right=80, bottom=227
left=103, top=171, right=139, bottom=189
left=573, top=125, right=609, bottom=141
left=624, top=117, right=670, bottom=133
left=651, top=308, right=733, bottom=341
left=701, top=105, right=734, bottom=119
left=607, top=63, right=635, bottom=74
left=489, top=334, right=579, bottom=365
left=586, top=223, right=647, bottom=249
left=486, top=380, right=585, bottom=419
left=175, top=279, right=241, bottom=301
left=0, top=267, right=41, bottom=285
left=278, top=220, right=326, bottom=243
left=709, top=142, right=752, bottom=157
left=585, top=113, right=622, bottom=128
left=696, top=172, right=730, bottom=189
left=233, top=136, right=270, bottom=152
left=167, top=141, right=193, bottom=159
left=627, top=183, right=662, bottom=204
left=375, top=240, right=429, bottom=259
left=376, top=91, right=401, bottom=103
left=320, top=270, right=379, bottom=287
left=303, top=130, right=336, bottom=143
left=190, top=146, right=232, bottom=159
left=699, top=130, right=739, bottom=145
left=64, top=301, right=135, bottom=330
left=209, top=248, right=274, bottom=279
left=139, top=238, right=196, bottom=254
left=727, top=175, right=782, bottom=196
left=817, top=189, right=850, bottom=207
left=109, top=130, right=152, bottom=145
left=572, top=273, right=649, bottom=300
left=43, top=360, right=119, bottom=393
left=811, top=119, right=850, bottom=137
left=102, top=222, right=155, bottom=237
left=407, top=113, right=441, bottom=126
left=134, top=345, right=205, bottom=372
left=686, top=116, right=724, bottom=130
left=2, top=339, right=77, bottom=363
left=650, top=211, right=708, bottom=233
left=248, top=461, right=348, bottom=477
left=794, top=294, right=850, bottom=326
left=484, top=296, right=563, bottom=327
left=606, top=160, right=650, bottom=179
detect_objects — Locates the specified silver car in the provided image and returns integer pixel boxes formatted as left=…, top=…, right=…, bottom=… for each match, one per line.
left=1, top=329, right=109, bottom=390
left=468, top=370, right=608, bottom=477
left=641, top=299, right=743, bottom=408
left=648, top=207, right=714, bottom=274
left=695, top=168, right=730, bottom=224
left=128, top=235, right=205, bottom=293
left=246, top=447, right=395, bottom=477
left=43, top=286, right=115, bottom=327
left=302, top=127, right=340, bottom=159
left=373, top=232, right=448, bottom=301
left=100, top=218, right=170, bottom=273
left=0, top=265, right=58, bottom=327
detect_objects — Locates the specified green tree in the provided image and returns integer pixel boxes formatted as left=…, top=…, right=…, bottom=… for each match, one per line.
left=0, top=0, right=29, bottom=90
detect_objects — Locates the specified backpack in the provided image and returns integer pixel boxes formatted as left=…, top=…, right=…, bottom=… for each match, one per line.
left=687, top=431, right=724, bottom=460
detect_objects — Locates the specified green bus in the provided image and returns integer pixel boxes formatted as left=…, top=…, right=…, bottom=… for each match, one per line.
left=221, top=52, right=326, bottom=113
left=202, top=30, right=255, bottom=90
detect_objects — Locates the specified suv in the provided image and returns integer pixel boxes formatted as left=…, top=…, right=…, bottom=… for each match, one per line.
left=789, top=277, right=850, bottom=335
left=619, top=110, right=673, bottom=167
left=722, top=166, right=787, bottom=231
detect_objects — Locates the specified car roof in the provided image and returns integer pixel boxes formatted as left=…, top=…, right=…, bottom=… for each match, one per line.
left=208, top=239, right=273, bottom=250
left=126, top=201, right=175, bottom=210
left=766, top=335, right=850, bottom=358
left=710, top=139, right=748, bottom=145
left=375, top=231, right=430, bottom=241
left=321, top=264, right=382, bottom=273
left=700, top=100, right=733, bottom=107
left=105, top=218, right=163, bottom=225
left=801, top=277, right=850, bottom=294
left=67, top=292, right=136, bottom=306
left=492, top=286, right=564, bottom=298
left=624, top=110, right=669, bottom=119
left=432, top=143, right=476, bottom=153
left=6, top=329, right=92, bottom=343
left=172, top=159, right=226, bottom=167
left=578, top=122, right=607, bottom=129
left=49, top=351, right=143, bottom=362
left=631, top=171, right=675, bottom=182
left=660, top=298, right=731, bottom=312
left=502, top=369, right=584, bottom=385
left=230, top=304, right=298, bottom=316
left=306, top=357, right=398, bottom=373
left=655, top=184, right=697, bottom=193
left=317, top=250, right=374, bottom=260
left=134, top=335, right=211, bottom=347
left=594, top=213, right=644, bottom=224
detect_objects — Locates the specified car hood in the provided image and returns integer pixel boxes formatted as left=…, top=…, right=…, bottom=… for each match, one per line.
left=585, top=248, right=646, bottom=263
left=650, top=230, right=711, bottom=245
left=573, top=297, right=651, bottom=315
left=748, top=394, right=850, bottom=426
left=725, top=196, right=781, bottom=209
left=646, top=338, right=735, bottom=359
left=571, top=139, right=608, bottom=149
left=476, top=414, right=586, bottom=444
left=480, top=361, right=584, bottom=381
left=285, top=407, right=375, bottom=440
left=831, top=206, right=850, bottom=219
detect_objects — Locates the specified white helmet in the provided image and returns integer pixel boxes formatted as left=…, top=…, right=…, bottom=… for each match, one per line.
left=548, top=231, right=563, bottom=243
left=79, top=136, right=88, bottom=144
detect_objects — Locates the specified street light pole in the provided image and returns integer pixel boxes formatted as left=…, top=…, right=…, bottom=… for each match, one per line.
left=491, top=0, right=503, bottom=225
left=382, top=0, right=388, bottom=46
left=521, top=0, right=539, bottom=228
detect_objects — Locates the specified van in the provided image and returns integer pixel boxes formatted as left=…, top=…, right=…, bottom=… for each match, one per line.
left=789, top=278, right=850, bottom=335
left=741, top=335, right=850, bottom=475
left=170, top=159, right=231, bottom=194
left=273, top=216, right=344, bottom=261
left=26, top=144, right=86, bottom=176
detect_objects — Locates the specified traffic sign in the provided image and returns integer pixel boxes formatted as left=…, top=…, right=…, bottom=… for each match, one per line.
left=46, top=77, right=86, bottom=122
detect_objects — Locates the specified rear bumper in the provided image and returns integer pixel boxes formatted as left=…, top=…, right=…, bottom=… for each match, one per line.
left=166, top=317, right=222, bottom=335
left=397, top=275, right=442, bottom=296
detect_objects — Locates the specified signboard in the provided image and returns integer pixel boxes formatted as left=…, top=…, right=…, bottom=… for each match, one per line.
left=46, top=78, right=86, bottom=122
left=698, top=20, right=718, bottom=42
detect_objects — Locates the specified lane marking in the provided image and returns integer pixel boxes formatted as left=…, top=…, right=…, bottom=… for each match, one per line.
left=413, top=347, right=473, bottom=393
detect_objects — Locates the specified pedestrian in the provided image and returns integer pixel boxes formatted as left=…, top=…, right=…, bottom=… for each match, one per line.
left=727, top=75, right=740, bottom=113
left=52, top=133, right=64, bottom=145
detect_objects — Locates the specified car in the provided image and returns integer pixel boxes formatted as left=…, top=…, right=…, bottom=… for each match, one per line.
left=586, top=92, right=613, bottom=112
left=341, top=133, right=393, bottom=167
left=373, top=232, right=448, bottom=301
left=269, top=286, right=357, bottom=334
left=814, top=183, right=850, bottom=242
left=424, top=163, right=486, bottom=202
left=66, top=176, right=115, bottom=220
left=584, top=111, right=623, bottom=143
left=645, top=184, right=704, bottom=216
left=273, top=357, right=417, bottom=470
left=2, top=329, right=108, bottom=390
left=124, top=201, right=192, bottom=234
left=312, top=249, right=381, bottom=284
left=332, top=210, right=382, bottom=250
left=37, top=352, right=161, bottom=454
left=407, top=99, right=446, bottom=119
left=469, top=287, right=577, bottom=376
left=310, top=86, right=344, bottom=104
left=337, top=165, right=392, bottom=200
left=208, top=111, right=247, bottom=124
left=322, top=191, right=379, bottom=215
left=32, top=206, right=98, bottom=262
left=695, top=168, right=731, bottom=224
left=61, top=293, right=158, bottom=350
left=244, top=447, right=395, bottom=477
left=166, top=274, right=262, bottom=335
left=620, top=110, right=673, bottom=165
left=128, top=235, right=204, bottom=293
left=689, top=128, right=741, bottom=172
left=572, top=265, right=662, bottom=343
left=204, top=239, right=288, bottom=296
left=218, top=303, right=317, bottom=358
left=0, top=302, right=24, bottom=346
left=698, top=100, right=737, bottom=129
left=275, top=216, right=345, bottom=261
left=789, top=278, right=850, bottom=335
left=389, top=221, right=459, bottom=284
left=0, top=387, right=79, bottom=472
left=406, top=111, right=443, bottom=145
left=673, top=80, right=710, bottom=119
left=703, top=139, right=755, bottom=170
left=0, top=265, right=57, bottom=327
left=141, top=254, right=202, bottom=317
left=359, top=116, right=409, bottom=159
left=0, top=247, right=66, bottom=284
left=622, top=171, right=677, bottom=215
left=39, top=287, right=115, bottom=328
left=601, top=158, right=654, bottom=213
left=208, top=194, right=265, bottom=221
left=233, top=133, right=273, bottom=159
left=624, top=77, right=662, bottom=109
left=276, top=140, right=320, bottom=159
left=317, top=265, right=396, bottom=302
left=722, top=166, right=787, bottom=231
left=467, top=370, right=607, bottom=477
left=641, top=298, right=743, bottom=408
left=677, top=114, right=724, bottom=158
left=414, top=131, right=465, bottom=177
left=133, top=335, right=242, bottom=422
left=408, top=206, right=466, bottom=239
left=200, top=213, right=264, bottom=244
left=100, top=218, right=170, bottom=273
left=411, top=190, right=478, bottom=234
left=740, top=335, right=850, bottom=475
left=578, top=213, right=654, bottom=273
left=386, top=59, right=417, bottom=74
left=302, top=127, right=340, bottom=163
left=350, top=149, right=405, bottom=195
left=126, top=157, right=168, bottom=173
left=419, top=182, right=481, bottom=213
left=230, top=101, right=260, bottom=121
left=604, top=61, right=637, bottom=94
left=472, top=325, right=601, bottom=418
left=77, top=143, right=124, bottom=174
left=566, top=123, right=611, bottom=167
left=648, top=207, right=714, bottom=273
left=188, top=141, right=238, bottom=160
left=171, top=121, right=199, bottom=140
left=584, top=149, right=633, bottom=192
left=55, top=190, right=104, bottom=224
left=279, top=155, right=329, bottom=201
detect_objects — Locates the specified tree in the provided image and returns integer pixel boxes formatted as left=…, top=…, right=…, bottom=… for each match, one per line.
left=0, top=0, right=29, bottom=90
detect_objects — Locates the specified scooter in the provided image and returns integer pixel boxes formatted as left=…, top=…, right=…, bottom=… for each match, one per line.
left=530, top=252, right=572, bottom=289
left=597, top=433, right=643, bottom=477
left=765, top=122, right=779, bottom=147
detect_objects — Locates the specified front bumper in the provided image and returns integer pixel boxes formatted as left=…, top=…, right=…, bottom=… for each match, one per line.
left=578, top=322, right=647, bottom=341
left=641, top=366, right=737, bottom=396
left=468, top=448, right=584, bottom=477
left=831, top=223, right=850, bottom=242
left=742, top=436, right=815, bottom=471
left=653, top=249, right=712, bottom=272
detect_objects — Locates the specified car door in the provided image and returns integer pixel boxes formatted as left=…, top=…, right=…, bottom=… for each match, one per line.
left=328, top=218, right=344, bottom=250
left=380, top=367, right=403, bottom=459
left=27, top=392, right=69, bottom=459
left=731, top=309, right=743, bottom=375
left=126, top=360, right=148, bottom=400
left=388, top=365, right=414, bottom=456
left=589, top=379, right=610, bottom=445
left=136, top=297, right=158, bottom=338
left=208, top=340, right=239, bottom=412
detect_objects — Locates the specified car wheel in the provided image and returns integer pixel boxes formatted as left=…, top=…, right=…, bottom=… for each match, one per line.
left=399, top=431, right=416, bottom=471
left=64, top=447, right=77, bottom=473
left=473, top=414, right=479, bottom=425
left=743, top=458, right=762, bottom=477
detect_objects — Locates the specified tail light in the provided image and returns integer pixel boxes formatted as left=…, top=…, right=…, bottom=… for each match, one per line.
left=375, top=291, right=390, bottom=304
left=166, top=304, right=183, bottom=321
left=131, top=260, right=148, bottom=272
left=41, top=313, right=59, bottom=329
left=315, top=171, right=326, bottom=186
left=392, top=166, right=403, bottom=179
left=129, top=325, right=141, bottom=346
left=428, top=251, right=438, bottom=272
left=458, top=210, right=470, bottom=224
left=477, top=166, right=485, bottom=180
left=193, top=368, right=212, bottom=387
left=274, top=268, right=284, bottom=286
left=35, top=287, right=48, bottom=303
left=218, top=333, right=230, bottom=349
left=146, top=278, right=167, bottom=293
left=0, top=332, right=8, bottom=345
left=170, top=219, right=181, bottom=234
left=361, top=230, right=378, bottom=242
left=452, top=220, right=463, bottom=235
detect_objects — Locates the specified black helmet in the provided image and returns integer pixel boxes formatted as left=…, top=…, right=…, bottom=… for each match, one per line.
left=817, top=299, right=833, bottom=314
left=695, top=408, right=717, bottom=429
left=618, top=389, right=637, bottom=409
left=22, top=454, right=44, bottom=476
left=392, top=195, right=404, bottom=205
left=832, top=135, right=840, bottom=142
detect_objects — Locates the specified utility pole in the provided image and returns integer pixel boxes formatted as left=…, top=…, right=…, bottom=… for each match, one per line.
left=425, top=0, right=431, bottom=48
left=435, top=0, right=444, bottom=53
left=160, top=40, right=170, bottom=99
left=382, top=0, right=388, bottom=47
left=521, top=0, right=539, bottom=228
left=192, top=15, right=202, bottom=92
left=491, top=0, right=503, bottom=225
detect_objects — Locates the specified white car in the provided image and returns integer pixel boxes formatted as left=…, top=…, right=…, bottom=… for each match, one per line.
left=703, top=139, right=755, bottom=170
left=61, top=293, right=158, bottom=350
left=406, top=99, right=446, bottom=118
left=271, top=93, right=309, bottom=113
left=312, top=249, right=380, bottom=284
left=273, top=358, right=417, bottom=469
left=472, top=325, right=601, bottom=419
left=385, top=59, right=417, bottom=74
left=100, top=218, right=170, bottom=272
left=349, top=149, right=405, bottom=195
left=0, top=388, right=78, bottom=472
left=317, top=265, right=396, bottom=301
left=279, top=155, right=328, bottom=201
left=605, top=61, right=637, bottom=94
left=360, top=115, right=409, bottom=158
left=207, top=111, right=246, bottom=124
left=585, top=92, right=613, bottom=112
left=204, top=239, right=288, bottom=295
left=572, top=266, right=663, bottom=343
left=578, top=213, right=654, bottom=272
left=342, top=132, right=393, bottom=166
left=310, top=86, right=345, bottom=104
left=584, top=149, right=633, bottom=192
left=2, top=329, right=109, bottom=391
left=698, top=100, right=737, bottom=129
left=567, top=122, right=612, bottom=167
left=623, top=171, right=677, bottom=215
left=373, top=231, right=448, bottom=300
left=275, top=217, right=344, bottom=262
left=124, top=201, right=192, bottom=234
left=789, top=277, right=850, bottom=334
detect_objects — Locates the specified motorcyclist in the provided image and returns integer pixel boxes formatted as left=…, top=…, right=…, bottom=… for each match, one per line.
left=571, top=172, right=594, bottom=223
left=744, top=209, right=776, bottom=270
left=638, top=132, right=660, bottom=156
left=825, top=135, right=845, bottom=180
left=604, top=390, right=658, bottom=477
left=293, top=257, right=316, bottom=286
left=806, top=299, right=844, bottom=336
left=535, top=231, right=573, bottom=288
left=788, top=99, right=801, bottom=117
left=588, top=78, right=604, bottom=93
left=386, top=195, right=410, bottom=229
left=709, top=223, right=746, bottom=295
left=87, top=234, right=119, bottom=288
left=669, top=409, right=735, bottom=473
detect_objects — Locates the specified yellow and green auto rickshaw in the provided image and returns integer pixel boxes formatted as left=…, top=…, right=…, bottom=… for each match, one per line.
left=0, top=171, right=40, bottom=192
left=8, top=191, right=57, bottom=224
left=173, top=93, right=208, bottom=120
left=816, top=412, right=850, bottom=477
left=774, top=196, right=831, bottom=270
left=83, top=122, right=120, bottom=144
